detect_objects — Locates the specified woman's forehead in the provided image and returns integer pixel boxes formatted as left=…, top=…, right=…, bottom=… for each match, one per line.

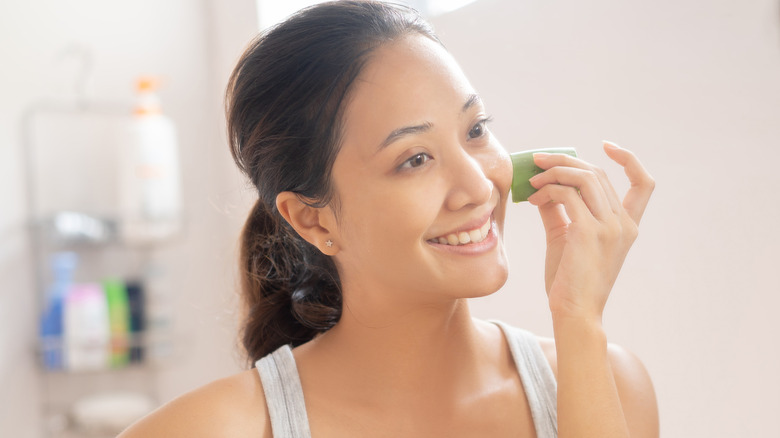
left=341, top=34, right=476, bottom=152
left=354, top=34, right=471, bottom=105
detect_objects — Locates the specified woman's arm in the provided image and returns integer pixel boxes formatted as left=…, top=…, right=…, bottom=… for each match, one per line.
left=528, top=141, right=656, bottom=437
left=553, top=319, right=658, bottom=437
left=539, top=335, right=659, bottom=437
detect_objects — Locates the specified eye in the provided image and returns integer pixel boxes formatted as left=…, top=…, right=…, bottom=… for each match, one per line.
left=399, top=152, right=432, bottom=170
left=468, top=116, right=493, bottom=139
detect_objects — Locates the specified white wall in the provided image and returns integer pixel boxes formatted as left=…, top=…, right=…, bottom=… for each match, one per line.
left=3, top=0, right=779, bottom=436
left=0, top=1, right=257, bottom=436
left=432, top=0, right=780, bottom=436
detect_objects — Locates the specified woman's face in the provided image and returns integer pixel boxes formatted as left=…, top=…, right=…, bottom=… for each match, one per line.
left=328, top=34, right=513, bottom=307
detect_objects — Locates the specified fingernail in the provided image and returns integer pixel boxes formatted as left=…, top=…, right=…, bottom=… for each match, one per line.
left=533, top=152, right=551, bottom=159
left=603, top=140, right=621, bottom=150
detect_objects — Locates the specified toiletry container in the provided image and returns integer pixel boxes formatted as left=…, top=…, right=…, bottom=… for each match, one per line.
left=103, top=278, right=130, bottom=368
left=117, top=76, right=182, bottom=244
left=124, top=279, right=146, bottom=363
left=39, top=252, right=78, bottom=370
left=64, top=283, right=110, bottom=371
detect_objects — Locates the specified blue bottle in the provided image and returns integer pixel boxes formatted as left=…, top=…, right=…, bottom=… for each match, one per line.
left=39, top=252, right=78, bottom=370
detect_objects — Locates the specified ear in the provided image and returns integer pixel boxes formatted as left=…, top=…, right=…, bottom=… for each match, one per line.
left=276, top=191, right=339, bottom=255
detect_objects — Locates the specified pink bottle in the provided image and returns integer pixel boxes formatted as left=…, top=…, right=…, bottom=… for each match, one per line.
left=64, top=284, right=110, bottom=371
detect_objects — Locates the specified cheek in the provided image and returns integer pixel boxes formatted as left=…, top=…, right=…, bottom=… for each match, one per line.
left=485, top=139, right=513, bottom=235
left=487, top=139, right=514, bottom=198
left=337, top=177, right=438, bottom=253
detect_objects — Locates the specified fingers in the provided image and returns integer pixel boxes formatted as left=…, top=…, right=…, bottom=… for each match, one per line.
left=603, top=141, right=655, bottom=224
left=536, top=201, right=570, bottom=235
left=529, top=151, right=622, bottom=223
left=525, top=142, right=654, bottom=226
left=529, top=164, right=613, bottom=221
left=529, top=183, right=592, bottom=224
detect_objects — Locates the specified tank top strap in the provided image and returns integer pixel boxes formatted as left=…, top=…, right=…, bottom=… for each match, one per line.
left=255, top=344, right=312, bottom=438
left=255, top=323, right=557, bottom=437
left=491, top=320, right=559, bottom=438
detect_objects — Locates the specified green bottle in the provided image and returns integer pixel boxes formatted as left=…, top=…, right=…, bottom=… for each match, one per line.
left=510, top=147, right=578, bottom=202
left=103, top=278, right=130, bottom=368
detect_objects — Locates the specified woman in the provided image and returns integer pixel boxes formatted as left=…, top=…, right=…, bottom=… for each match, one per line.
left=120, top=1, right=658, bottom=437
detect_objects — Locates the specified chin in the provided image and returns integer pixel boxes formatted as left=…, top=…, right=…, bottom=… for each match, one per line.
left=471, top=274, right=509, bottom=298
left=451, top=263, right=509, bottom=299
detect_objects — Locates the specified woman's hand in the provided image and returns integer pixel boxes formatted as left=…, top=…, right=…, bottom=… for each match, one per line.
left=526, top=141, right=654, bottom=322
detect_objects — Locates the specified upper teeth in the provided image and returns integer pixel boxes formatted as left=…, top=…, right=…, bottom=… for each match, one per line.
left=431, top=219, right=491, bottom=246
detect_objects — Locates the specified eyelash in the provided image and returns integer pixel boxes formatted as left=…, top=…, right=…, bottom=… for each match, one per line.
left=396, top=116, right=494, bottom=172
left=468, top=116, right=494, bottom=140
left=399, top=152, right=432, bottom=170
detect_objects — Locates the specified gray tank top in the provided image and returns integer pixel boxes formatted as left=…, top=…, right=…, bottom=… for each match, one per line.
left=255, top=320, right=558, bottom=437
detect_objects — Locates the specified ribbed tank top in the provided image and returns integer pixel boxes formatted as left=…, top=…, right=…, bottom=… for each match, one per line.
left=255, top=320, right=558, bottom=437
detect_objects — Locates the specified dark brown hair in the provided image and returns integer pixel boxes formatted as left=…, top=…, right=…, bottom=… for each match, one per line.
left=225, top=1, right=438, bottom=364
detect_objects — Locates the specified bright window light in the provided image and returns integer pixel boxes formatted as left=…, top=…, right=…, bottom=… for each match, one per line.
left=426, top=0, right=479, bottom=16
left=256, top=0, right=480, bottom=29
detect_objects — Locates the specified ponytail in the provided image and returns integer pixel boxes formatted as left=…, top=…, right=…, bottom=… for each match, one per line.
left=239, top=199, right=341, bottom=363
left=225, top=1, right=436, bottom=364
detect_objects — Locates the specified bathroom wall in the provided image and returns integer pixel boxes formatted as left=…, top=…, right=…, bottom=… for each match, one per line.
left=432, top=0, right=780, bottom=436
left=0, top=0, right=257, bottom=436
left=3, top=0, right=779, bottom=436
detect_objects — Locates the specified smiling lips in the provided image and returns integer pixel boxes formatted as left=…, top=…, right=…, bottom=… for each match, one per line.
left=428, top=217, right=492, bottom=246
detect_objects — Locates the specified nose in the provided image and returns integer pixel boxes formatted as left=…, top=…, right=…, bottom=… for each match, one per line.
left=444, top=147, right=494, bottom=211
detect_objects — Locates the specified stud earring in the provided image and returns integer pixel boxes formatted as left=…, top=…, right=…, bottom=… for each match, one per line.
left=325, top=239, right=333, bottom=248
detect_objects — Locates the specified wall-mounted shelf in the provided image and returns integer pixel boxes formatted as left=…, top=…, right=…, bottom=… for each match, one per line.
left=23, top=98, right=184, bottom=437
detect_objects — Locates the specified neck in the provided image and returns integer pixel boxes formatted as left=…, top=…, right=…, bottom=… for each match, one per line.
left=330, top=296, right=478, bottom=357
left=297, top=293, right=495, bottom=402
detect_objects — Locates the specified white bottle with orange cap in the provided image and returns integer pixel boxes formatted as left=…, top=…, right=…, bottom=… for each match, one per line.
left=117, top=77, right=182, bottom=244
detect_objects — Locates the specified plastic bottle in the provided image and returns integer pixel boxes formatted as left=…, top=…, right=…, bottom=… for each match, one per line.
left=124, top=279, right=146, bottom=363
left=117, top=76, right=182, bottom=244
left=64, top=283, right=110, bottom=371
left=103, top=278, right=130, bottom=368
left=39, top=252, right=78, bottom=370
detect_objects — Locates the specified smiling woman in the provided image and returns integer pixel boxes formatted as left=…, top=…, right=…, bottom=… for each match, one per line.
left=118, top=1, right=657, bottom=437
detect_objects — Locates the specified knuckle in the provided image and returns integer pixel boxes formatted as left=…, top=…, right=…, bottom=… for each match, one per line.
left=623, top=218, right=639, bottom=241
left=555, top=186, right=573, bottom=202
left=584, top=171, right=600, bottom=187
left=646, top=176, right=656, bottom=192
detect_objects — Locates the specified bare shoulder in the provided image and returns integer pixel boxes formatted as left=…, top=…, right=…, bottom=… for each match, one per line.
left=117, top=368, right=272, bottom=438
left=604, top=342, right=660, bottom=437
left=536, top=336, right=659, bottom=437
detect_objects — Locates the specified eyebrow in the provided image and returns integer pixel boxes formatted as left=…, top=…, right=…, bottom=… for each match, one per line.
left=377, top=93, right=482, bottom=150
left=462, top=93, right=481, bottom=112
